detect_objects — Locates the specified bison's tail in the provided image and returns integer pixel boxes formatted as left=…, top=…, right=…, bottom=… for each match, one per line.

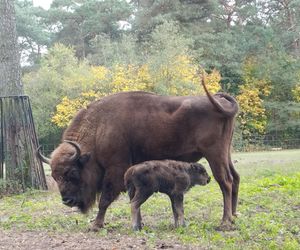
left=201, top=71, right=239, bottom=117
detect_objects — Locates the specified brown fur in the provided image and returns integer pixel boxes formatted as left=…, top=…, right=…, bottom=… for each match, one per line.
left=40, top=82, right=239, bottom=231
left=124, top=160, right=211, bottom=230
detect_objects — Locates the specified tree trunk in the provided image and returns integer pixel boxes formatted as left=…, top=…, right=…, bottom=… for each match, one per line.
left=0, top=0, right=23, bottom=96
left=281, top=0, right=299, bottom=56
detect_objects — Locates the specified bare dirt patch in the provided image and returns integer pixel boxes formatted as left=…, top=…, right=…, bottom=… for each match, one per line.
left=0, top=229, right=197, bottom=250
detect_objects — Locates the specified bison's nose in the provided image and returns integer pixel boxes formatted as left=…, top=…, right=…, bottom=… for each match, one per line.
left=207, top=176, right=211, bottom=184
left=62, top=196, right=76, bottom=206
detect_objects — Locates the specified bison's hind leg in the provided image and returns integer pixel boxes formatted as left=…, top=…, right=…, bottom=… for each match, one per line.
left=206, top=155, right=235, bottom=231
left=229, top=158, right=240, bottom=217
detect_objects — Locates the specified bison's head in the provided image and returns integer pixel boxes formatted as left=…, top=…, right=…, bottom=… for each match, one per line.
left=189, top=163, right=211, bottom=186
left=38, top=141, right=96, bottom=213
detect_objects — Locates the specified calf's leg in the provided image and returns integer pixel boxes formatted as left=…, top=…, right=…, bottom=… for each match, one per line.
left=130, top=189, right=152, bottom=231
left=170, top=194, right=185, bottom=227
left=127, top=184, right=142, bottom=229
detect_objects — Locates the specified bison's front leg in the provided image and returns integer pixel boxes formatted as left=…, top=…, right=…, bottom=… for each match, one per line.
left=90, top=173, right=124, bottom=232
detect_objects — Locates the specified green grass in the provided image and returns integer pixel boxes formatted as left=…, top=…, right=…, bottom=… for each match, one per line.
left=1, top=150, right=300, bottom=249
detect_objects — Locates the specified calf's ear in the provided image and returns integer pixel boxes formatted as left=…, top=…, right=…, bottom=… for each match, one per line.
left=78, top=153, right=91, bottom=168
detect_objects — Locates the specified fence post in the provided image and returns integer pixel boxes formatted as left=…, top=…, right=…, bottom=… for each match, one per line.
left=0, top=95, right=47, bottom=191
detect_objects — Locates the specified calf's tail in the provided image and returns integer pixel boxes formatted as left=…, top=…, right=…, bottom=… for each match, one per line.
left=127, top=181, right=136, bottom=201
left=124, top=169, right=136, bottom=200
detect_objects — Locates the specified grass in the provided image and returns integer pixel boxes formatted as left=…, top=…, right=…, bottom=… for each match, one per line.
left=1, top=150, right=300, bottom=249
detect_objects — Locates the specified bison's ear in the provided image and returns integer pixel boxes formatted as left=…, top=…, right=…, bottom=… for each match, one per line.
left=78, top=153, right=90, bottom=168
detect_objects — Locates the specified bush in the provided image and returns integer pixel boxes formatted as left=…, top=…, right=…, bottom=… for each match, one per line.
left=0, top=179, right=24, bottom=198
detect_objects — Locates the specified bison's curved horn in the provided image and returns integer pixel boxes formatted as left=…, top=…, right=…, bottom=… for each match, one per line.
left=37, top=146, right=51, bottom=164
left=64, top=140, right=81, bottom=162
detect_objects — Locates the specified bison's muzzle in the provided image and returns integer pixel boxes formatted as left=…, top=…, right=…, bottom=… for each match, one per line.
left=62, top=196, right=77, bottom=207
left=207, top=176, right=211, bottom=184
left=62, top=196, right=86, bottom=212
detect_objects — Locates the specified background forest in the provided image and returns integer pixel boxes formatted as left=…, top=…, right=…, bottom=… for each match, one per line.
left=16, top=0, right=300, bottom=150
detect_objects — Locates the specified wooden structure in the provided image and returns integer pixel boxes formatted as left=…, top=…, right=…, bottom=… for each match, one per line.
left=0, top=96, right=47, bottom=190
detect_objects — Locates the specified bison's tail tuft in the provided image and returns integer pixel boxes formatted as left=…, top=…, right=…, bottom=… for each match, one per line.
left=200, top=70, right=239, bottom=117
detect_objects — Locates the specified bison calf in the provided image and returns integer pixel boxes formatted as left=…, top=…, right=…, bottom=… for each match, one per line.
left=124, top=160, right=211, bottom=231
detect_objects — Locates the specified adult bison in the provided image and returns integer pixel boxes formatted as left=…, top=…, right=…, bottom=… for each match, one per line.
left=38, top=78, right=239, bottom=231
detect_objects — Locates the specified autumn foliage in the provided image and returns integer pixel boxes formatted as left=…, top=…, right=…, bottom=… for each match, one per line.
left=25, top=44, right=295, bottom=141
left=236, top=58, right=271, bottom=138
left=51, top=55, right=221, bottom=127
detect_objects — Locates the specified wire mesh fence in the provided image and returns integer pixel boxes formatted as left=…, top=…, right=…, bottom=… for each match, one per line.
left=39, top=137, right=300, bottom=157
left=234, top=136, right=300, bottom=152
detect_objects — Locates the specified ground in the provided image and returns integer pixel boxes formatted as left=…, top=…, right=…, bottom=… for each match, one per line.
left=0, top=229, right=194, bottom=250
left=0, top=150, right=300, bottom=250
left=0, top=173, right=201, bottom=250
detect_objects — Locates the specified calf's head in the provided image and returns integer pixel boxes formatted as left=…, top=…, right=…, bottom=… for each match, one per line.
left=189, top=163, right=211, bottom=186
left=38, top=141, right=95, bottom=213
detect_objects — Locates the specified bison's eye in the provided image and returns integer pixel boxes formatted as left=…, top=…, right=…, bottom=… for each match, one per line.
left=67, top=169, right=80, bottom=182
left=52, top=174, right=63, bottom=183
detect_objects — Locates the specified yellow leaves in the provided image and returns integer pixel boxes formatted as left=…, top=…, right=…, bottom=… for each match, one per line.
left=51, top=91, right=104, bottom=127
left=91, top=66, right=109, bottom=81
left=153, top=55, right=221, bottom=96
left=51, top=97, right=85, bottom=127
left=51, top=55, right=223, bottom=128
left=237, top=58, right=272, bottom=135
left=204, top=69, right=221, bottom=94
left=111, top=64, right=150, bottom=93
left=292, top=84, right=300, bottom=102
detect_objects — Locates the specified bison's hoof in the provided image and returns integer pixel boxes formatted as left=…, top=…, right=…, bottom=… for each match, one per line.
left=175, top=222, right=186, bottom=228
left=215, top=221, right=236, bottom=231
left=132, top=224, right=142, bottom=231
left=233, top=212, right=241, bottom=217
left=88, top=223, right=103, bottom=232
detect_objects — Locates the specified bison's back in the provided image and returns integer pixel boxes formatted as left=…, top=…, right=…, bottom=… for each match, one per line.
left=66, top=91, right=237, bottom=168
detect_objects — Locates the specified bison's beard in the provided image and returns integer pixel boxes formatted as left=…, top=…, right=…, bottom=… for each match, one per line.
left=77, top=185, right=97, bottom=214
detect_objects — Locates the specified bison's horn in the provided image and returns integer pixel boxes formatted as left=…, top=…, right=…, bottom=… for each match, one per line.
left=64, top=140, right=81, bottom=162
left=37, top=146, right=51, bottom=164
